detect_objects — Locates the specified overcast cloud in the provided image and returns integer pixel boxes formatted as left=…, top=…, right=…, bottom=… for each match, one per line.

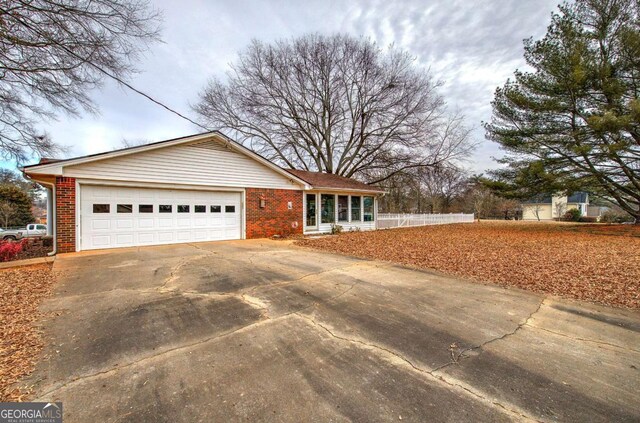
left=16, top=0, right=561, bottom=172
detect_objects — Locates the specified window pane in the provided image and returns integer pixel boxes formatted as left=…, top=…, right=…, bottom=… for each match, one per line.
left=159, top=205, right=172, bottom=213
left=351, top=196, right=361, bottom=221
left=139, top=204, right=153, bottom=213
left=117, top=204, right=133, bottom=213
left=195, top=205, right=206, bottom=213
left=93, top=204, right=110, bottom=213
left=178, top=205, right=190, bottom=213
left=211, top=205, right=221, bottom=213
left=338, top=195, right=348, bottom=222
left=37, top=225, right=46, bottom=230
left=225, top=205, right=235, bottom=213
left=321, top=194, right=335, bottom=224
left=306, top=194, right=316, bottom=226
left=363, top=196, right=374, bottom=222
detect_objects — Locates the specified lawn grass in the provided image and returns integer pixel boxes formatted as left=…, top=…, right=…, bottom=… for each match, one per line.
left=296, top=221, right=640, bottom=309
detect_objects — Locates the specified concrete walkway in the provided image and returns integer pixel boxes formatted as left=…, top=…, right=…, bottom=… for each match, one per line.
left=25, top=240, right=640, bottom=422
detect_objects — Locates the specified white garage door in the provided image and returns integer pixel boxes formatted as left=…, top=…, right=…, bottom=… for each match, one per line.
left=80, top=185, right=242, bottom=250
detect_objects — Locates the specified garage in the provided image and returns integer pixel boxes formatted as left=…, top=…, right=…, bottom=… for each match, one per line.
left=23, top=131, right=381, bottom=253
left=80, top=185, right=242, bottom=250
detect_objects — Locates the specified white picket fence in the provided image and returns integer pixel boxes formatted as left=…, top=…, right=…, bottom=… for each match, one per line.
left=377, top=213, right=475, bottom=229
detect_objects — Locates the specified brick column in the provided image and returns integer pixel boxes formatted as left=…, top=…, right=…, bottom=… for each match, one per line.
left=245, top=189, right=303, bottom=238
left=55, top=177, right=76, bottom=253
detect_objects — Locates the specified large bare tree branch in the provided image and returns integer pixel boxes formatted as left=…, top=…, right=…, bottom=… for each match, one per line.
left=0, top=0, right=162, bottom=163
left=193, top=34, right=474, bottom=183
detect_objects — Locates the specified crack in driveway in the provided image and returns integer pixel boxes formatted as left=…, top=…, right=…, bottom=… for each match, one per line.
left=294, top=312, right=538, bottom=422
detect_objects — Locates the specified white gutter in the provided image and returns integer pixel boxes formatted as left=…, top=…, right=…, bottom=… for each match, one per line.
left=35, top=181, right=57, bottom=256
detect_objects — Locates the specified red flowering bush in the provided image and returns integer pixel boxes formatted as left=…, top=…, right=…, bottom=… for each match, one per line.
left=0, top=239, right=27, bottom=262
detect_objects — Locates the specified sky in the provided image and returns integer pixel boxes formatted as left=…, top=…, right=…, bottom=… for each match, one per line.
left=6, top=0, right=562, bottom=173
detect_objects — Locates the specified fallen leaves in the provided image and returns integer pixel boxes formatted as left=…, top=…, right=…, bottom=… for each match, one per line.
left=296, top=222, right=640, bottom=309
left=0, top=263, right=55, bottom=401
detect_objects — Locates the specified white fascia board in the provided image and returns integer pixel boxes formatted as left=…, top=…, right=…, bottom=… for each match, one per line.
left=24, top=132, right=218, bottom=174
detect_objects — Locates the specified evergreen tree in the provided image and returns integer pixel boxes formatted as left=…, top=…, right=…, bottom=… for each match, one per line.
left=0, top=184, right=34, bottom=227
left=485, top=0, right=640, bottom=222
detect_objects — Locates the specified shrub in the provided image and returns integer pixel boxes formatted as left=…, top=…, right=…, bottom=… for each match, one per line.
left=331, top=224, right=343, bottom=234
left=601, top=210, right=635, bottom=224
left=563, top=208, right=582, bottom=221
left=579, top=216, right=598, bottom=223
left=0, top=239, right=26, bottom=262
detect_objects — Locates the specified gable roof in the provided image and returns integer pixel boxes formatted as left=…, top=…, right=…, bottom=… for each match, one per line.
left=287, top=169, right=385, bottom=193
left=567, top=192, right=588, bottom=203
left=22, top=131, right=310, bottom=187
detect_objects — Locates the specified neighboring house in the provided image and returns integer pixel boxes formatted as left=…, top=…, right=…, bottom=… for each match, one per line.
left=587, top=205, right=610, bottom=219
left=522, top=192, right=589, bottom=221
left=22, top=131, right=384, bottom=253
left=32, top=205, right=47, bottom=225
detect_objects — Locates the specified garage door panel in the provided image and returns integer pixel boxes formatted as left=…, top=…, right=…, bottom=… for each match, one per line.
left=138, top=233, right=155, bottom=244
left=80, top=185, right=242, bottom=250
left=91, top=235, right=111, bottom=247
left=138, top=218, right=154, bottom=229
left=91, top=220, right=110, bottom=230
left=158, top=218, right=173, bottom=228
left=116, top=219, right=133, bottom=229
left=116, top=233, right=134, bottom=245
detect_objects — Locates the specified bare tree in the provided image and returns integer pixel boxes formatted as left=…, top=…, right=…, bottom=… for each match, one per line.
left=554, top=201, right=567, bottom=220
left=194, top=34, right=474, bottom=184
left=0, top=0, right=162, bottom=163
left=531, top=203, right=544, bottom=221
left=0, top=201, right=17, bottom=228
left=118, top=138, right=152, bottom=149
left=419, top=166, right=468, bottom=213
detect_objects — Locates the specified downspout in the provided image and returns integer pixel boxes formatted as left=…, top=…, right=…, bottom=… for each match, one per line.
left=48, top=182, right=56, bottom=256
left=36, top=181, right=57, bottom=256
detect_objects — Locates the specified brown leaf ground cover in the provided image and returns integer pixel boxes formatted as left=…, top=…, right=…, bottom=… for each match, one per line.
left=0, top=263, right=55, bottom=401
left=296, top=222, right=640, bottom=309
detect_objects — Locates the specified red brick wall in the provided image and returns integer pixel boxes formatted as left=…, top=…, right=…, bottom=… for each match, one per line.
left=55, top=177, right=76, bottom=253
left=245, top=188, right=303, bottom=238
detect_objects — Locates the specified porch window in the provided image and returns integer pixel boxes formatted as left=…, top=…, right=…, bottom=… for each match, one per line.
left=338, top=195, right=349, bottom=222
left=321, top=194, right=335, bottom=224
left=351, top=196, right=361, bottom=221
left=306, top=194, right=316, bottom=226
left=363, top=196, right=374, bottom=222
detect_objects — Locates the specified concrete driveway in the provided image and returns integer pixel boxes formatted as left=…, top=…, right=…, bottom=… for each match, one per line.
left=27, top=240, right=639, bottom=422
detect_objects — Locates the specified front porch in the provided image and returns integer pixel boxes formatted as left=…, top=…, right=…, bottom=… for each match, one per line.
left=303, top=191, right=378, bottom=234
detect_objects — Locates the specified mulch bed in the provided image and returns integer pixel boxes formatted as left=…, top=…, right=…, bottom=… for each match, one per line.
left=0, top=263, right=56, bottom=401
left=296, top=222, right=640, bottom=309
left=14, top=243, right=53, bottom=261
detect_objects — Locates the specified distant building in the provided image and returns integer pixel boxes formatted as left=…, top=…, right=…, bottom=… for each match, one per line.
left=522, top=192, right=589, bottom=221
left=31, top=205, right=47, bottom=224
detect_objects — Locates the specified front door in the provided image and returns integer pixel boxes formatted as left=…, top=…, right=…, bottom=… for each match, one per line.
left=306, top=193, right=317, bottom=230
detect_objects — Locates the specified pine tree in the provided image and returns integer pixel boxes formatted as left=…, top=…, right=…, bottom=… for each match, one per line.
left=485, top=0, right=640, bottom=222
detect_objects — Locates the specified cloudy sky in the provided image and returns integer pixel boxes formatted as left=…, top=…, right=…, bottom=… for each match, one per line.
left=16, top=0, right=562, bottom=172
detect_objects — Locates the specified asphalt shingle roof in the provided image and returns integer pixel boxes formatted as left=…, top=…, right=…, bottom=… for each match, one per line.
left=286, top=169, right=385, bottom=193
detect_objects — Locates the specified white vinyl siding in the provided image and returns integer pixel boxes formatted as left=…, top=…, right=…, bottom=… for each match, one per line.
left=65, top=140, right=297, bottom=190
left=522, top=204, right=553, bottom=220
